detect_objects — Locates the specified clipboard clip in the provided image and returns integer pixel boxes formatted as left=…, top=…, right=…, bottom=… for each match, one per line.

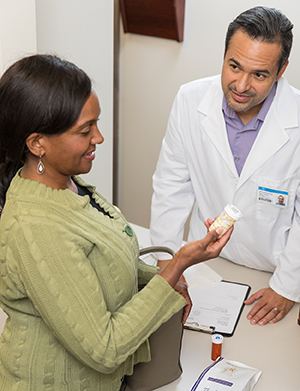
left=184, top=321, right=215, bottom=334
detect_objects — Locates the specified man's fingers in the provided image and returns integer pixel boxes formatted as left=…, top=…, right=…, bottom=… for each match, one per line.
left=245, top=288, right=294, bottom=325
left=244, top=289, right=265, bottom=305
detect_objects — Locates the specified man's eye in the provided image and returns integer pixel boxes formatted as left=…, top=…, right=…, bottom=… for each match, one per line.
left=255, top=73, right=265, bottom=79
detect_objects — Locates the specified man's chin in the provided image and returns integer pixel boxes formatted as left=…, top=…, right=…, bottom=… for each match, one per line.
left=227, top=100, right=251, bottom=113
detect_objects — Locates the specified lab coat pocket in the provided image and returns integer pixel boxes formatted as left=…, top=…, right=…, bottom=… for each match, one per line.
left=256, top=175, right=296, bottom=220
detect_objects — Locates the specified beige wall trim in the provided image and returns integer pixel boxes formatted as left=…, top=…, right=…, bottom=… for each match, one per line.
left=113, top=0, right=120, bottom=205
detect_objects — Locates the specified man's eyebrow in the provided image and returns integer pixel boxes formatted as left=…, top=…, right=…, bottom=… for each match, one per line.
left=228, top=57, right=271, bottom=75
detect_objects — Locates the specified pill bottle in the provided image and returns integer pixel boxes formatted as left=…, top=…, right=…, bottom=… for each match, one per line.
left=209, top=204, right=242, bottom=236
left=211, top=334, right=223, bottom=361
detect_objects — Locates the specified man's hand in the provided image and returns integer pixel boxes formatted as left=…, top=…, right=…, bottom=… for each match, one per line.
left=244, top=287, right=294, bottom=325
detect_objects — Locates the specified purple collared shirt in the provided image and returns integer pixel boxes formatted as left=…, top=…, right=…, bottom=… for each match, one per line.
left=222, top=82, right=277, bottom=176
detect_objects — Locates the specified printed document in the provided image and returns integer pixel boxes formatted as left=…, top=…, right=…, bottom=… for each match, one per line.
left=185, top=280, right=250, bottom=336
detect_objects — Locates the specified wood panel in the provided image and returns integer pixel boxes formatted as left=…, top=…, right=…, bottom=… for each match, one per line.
left=120, top=0, right=185, bottom=42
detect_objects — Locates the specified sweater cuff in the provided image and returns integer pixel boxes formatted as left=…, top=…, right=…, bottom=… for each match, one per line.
left=139, top=274, right=187, bottom=324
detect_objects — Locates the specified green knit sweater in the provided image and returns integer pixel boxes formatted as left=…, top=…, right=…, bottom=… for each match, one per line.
left=0, top=173, right=185, bottom=391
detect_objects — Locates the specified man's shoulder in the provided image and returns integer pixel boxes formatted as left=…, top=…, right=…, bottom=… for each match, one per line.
left=289, top=84, right=300, bottom=98
left=276, top=77, right=300, bottom=115
left=278, top=77, right=300, bottom=97
left=178, top=74, right=221, bottom=96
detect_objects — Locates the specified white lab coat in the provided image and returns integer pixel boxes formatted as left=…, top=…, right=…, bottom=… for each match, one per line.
left=150, top=75, right=300, bottom=302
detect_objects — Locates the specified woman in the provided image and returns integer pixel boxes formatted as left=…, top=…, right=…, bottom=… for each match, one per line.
left=0, top=55, right=231, bottom=391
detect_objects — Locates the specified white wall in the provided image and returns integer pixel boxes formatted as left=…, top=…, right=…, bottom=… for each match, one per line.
left=0, top=0, right=37, bottom=73
left=118, top=0, right=300, bottom=229
left=36, top=0, right=114, bottom=202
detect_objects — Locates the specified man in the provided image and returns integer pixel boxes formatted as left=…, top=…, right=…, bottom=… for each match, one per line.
left=150, top=6, right=300, bottom=325
left=277, top=195, right=285, bottom=206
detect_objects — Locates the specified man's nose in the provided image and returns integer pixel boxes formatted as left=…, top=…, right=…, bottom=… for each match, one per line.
left=235, top=73, right=251, bottom=93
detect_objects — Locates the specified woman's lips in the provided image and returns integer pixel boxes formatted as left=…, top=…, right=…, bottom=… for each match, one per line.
left=84, top=150, right=96, bottom=161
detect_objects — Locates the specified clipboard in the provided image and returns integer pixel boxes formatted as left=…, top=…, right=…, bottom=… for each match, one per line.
left=184, top=280, right=251, bottom=337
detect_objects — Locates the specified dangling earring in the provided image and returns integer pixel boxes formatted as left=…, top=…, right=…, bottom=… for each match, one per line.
left=37, top=155, right=45, bottom=175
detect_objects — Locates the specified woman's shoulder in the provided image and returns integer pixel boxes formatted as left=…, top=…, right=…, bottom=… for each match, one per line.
left=3, top=172, right=87, bottom=225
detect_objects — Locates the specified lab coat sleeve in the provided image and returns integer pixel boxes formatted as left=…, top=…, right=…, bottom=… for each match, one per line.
left=150, top=90, right=196, bottom=258
left=269, top=183, right=300, bottom=302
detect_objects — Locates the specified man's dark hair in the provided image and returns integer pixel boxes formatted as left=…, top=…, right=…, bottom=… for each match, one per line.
left=225, top=6, right=293, bottom=73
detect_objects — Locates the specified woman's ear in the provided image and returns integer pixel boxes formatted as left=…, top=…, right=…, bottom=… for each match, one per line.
left=25, top=133, right=45, bottom=157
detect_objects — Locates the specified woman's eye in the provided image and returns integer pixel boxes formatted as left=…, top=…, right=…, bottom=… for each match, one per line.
left=81, top=127, right=91, bottom=136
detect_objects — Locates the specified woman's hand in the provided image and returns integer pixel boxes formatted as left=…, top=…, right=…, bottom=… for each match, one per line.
left=175, top=226, right=232, bottom=268
left=160, top=226, right=233, bottom=287
left=173, top=281, right=192, bottom=323
left=157, top=259, right=188, bottom=286
left=204, top=217, right=215, bottom=231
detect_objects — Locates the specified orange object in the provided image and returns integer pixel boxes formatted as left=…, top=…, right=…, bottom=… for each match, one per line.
left=211, top=334, right=223, bottom=361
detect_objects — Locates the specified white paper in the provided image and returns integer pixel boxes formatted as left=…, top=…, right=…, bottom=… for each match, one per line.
left=184, top=263, right=222, bottom=290
left=185, top=281, right=249, bottom=335
left=190, top=357, right=262, bottom=391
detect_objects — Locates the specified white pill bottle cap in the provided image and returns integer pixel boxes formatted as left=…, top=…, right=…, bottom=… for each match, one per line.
left=212, top=334, right=223, bottom=344
left=224, top=204, right=242, bottom=222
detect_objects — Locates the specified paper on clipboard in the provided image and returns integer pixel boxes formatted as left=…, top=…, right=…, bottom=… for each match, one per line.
left=184, top=263, right=222, bottom=290
left=185, top=280, right=250, bottom=337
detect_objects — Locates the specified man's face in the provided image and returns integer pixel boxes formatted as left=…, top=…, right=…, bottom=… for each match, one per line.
left=221, top=29, right=288, bottom=124
left=278, top=196, right=284, bottom=205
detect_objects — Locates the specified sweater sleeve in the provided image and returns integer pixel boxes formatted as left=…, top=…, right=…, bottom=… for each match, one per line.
left=137, top=261, right=158, bottom=285
left=7, top=220, right=186, bottom=374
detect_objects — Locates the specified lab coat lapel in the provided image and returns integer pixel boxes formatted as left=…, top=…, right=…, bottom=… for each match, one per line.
left=237, top=77, right=298, bottom=190
left=197, top=78, right=239, bottom=178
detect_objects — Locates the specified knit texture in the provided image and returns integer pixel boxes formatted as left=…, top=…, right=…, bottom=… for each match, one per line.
left=0, top=173, right=186, bottom=391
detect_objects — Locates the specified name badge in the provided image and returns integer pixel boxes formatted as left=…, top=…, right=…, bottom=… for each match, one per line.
left=257, top=186, right=288, bottom=208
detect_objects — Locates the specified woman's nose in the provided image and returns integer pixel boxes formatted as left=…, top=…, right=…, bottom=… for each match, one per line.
left=92, top=127, right=104, bottom=145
